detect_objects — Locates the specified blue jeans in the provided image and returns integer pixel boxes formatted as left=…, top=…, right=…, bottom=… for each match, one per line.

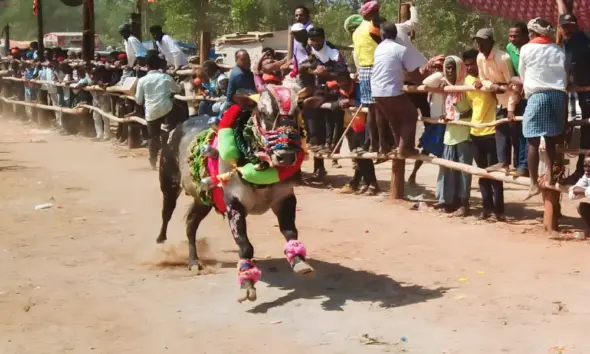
left=198, top=101, right=215, bottom=116
left=496, top=101, right=528, bottom=169
left=436, top=141, right=473, bottom=204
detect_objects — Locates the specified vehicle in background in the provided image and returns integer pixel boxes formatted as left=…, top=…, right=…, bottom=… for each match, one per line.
left=44, top=32, right=101, bottom=50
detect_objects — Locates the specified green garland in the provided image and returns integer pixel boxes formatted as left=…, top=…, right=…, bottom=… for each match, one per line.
left=187, top=128, right=217, bottom=207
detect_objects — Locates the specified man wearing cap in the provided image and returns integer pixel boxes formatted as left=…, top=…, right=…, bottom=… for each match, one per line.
left=119, top=24, right=147, bottom=68
left=149, top=25, right=188, bottom=69
left=558, top=7, right=590, bottom=184
left=473, top=27, right=519, bottom=173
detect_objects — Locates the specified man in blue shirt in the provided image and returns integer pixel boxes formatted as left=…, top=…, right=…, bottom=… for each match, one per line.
left=559, top=13, right=590, bottom=183
left=226, top=49, right=256, bottom=103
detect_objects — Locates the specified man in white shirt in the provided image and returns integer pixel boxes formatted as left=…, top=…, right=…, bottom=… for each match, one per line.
left=515, top=18, right=567, bottom=200
left=132, top=50, right=181, bottom=169
left=292, top=6, right=313, bottom=65
left=149, top=25, right=188, bottom=69
left=118, top=24, right=148, bottom=68
left=395, top=4, right=426, bottom=71
left=371, top=21, right=424, bottom=157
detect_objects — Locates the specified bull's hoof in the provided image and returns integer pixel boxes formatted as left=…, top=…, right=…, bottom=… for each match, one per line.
left=238, top=279, right=257, bottom=303
left=188, top=259, right=203, bottom=272
left=156, top=234, right=167, bottom=244
left=292, top=257, right=316, bottom=277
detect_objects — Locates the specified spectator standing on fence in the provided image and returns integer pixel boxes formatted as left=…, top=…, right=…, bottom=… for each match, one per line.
left=505, top=22, right=530, bottom=178
left=464, top=49, right=505, bottom=220
left=434, top=55, right=473, bottom=216
left=371, top=21, right=423, bottom=157
left=557, top=11, right=590, bottom=184
left=226, top=50, right=256, bottom=104
left=119, top=24, right=147, bottom=68
left=517, top=18, right=567, bottom=200
left=472, top=28, right=519, bottom=174
left=149, top=25, right=188, bottom=69
left=352, top=0, right=381, bottom=153
left=133, top=51, right=181, bottom=169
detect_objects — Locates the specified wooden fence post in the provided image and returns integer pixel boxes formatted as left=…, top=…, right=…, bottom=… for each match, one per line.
left=199, top=31, right=211, bottom=64
left=82, top=0, right=95, bottom=62
left=391, top=159, right=405, bottom=199
left=389, top=2, right=412, bottom=200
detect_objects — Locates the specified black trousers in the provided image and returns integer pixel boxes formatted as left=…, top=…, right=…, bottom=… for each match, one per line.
left=146, top=110, right=173, bottom=164
left=408, top=92, right=430, bottom=118
left=347, top=128, right=376, bottom=185
left=496, top=101, right=528, bottom=169
left=471, top=134, right=505, bottom=214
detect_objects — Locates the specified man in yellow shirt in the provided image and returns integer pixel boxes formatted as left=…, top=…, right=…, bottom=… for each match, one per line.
left=464, top=49, right=505, bottom=221
left=352, top=0, right=381, bottom=152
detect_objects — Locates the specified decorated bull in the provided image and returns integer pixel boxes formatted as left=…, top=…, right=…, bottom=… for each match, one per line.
left=157, top=85, right=315, bottom=303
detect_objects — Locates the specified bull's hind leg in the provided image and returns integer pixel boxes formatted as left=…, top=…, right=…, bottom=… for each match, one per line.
left=227, top=197, right=261, bottom=303
left=272, top=194, right=315, bottom=277
left=186, top=201, right=212, bottom=271
left=156, top=144, right=181, bottom=244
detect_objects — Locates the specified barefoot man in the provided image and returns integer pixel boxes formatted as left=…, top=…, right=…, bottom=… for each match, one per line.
left=516, top=18, right=567, bottom=199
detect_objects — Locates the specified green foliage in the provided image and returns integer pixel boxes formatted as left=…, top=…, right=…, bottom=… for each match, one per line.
left=0, top=0, right=513, bottom=55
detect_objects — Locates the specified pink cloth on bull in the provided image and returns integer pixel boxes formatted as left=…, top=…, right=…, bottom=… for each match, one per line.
left=284, top=239, right=307, bottom=263
left=237, top=260, right=262, bottom=285
left=205, top=135, right=227, bottom=213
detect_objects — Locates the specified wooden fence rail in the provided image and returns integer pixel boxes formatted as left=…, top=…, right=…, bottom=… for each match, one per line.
left=2, top=73, right=589, bottom=232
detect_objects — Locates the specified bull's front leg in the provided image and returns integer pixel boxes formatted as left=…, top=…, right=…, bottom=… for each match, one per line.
left=272, top=194, right=315, bottom=277
left=227, top=197, right=261, bottom=303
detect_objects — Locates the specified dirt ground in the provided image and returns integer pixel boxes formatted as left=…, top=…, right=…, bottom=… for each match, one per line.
left=1, top=117, right=590, bottom=354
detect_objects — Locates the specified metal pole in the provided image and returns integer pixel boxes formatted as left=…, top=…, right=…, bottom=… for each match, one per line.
left=82, top=0, right=95, bottom=62
left=37, top=0, right=44, bottom=61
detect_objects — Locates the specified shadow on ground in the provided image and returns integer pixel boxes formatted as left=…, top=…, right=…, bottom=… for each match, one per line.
left=248, top=258, right=449, bottom=313
left=0, top=164, right=29, bottom=172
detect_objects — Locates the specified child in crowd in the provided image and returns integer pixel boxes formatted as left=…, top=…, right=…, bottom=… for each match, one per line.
left=463, top=49, right=505, bottom=221
left=435, top=56, right=473, bottom=216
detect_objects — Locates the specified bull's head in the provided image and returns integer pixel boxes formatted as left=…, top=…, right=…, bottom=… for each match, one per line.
left=232, top=85, right=302, bottom=168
